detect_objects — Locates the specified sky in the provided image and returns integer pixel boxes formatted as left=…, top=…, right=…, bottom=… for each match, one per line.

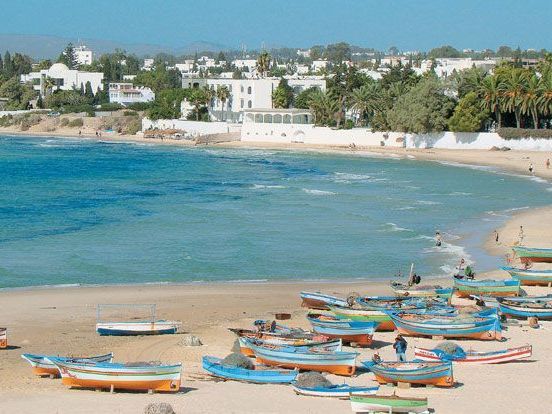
left=1, top=0, right=550, bottom=51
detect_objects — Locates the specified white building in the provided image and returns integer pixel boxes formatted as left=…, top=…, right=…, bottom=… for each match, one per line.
left=142, top=59, right=155, bottom=71
left=21, top=63, right=104, bottom=97
left=108, top=83, right=155, bottom=106
left=232, top=59, right=258, bottom=72
left=181, top=77, right=327, bottom=122
left=74, top=45, right=93, bottom=66
left=311, top=60, right=328, bottom=72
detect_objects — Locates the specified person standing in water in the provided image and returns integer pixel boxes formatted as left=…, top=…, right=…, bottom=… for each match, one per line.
left=435, top=231, right=442, bottom=247
left=519, top=225, right=525, bottom=245
left=529, top=163, right=534, bottom=175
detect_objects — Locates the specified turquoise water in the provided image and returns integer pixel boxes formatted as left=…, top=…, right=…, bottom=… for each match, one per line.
left=0, top=135, right=551, bottom=289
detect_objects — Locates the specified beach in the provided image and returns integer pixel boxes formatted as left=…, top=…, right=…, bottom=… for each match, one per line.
left=1, top=132, right=552, bottom=413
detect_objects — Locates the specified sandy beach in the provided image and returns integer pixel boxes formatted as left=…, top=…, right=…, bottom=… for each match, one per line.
left=1, top=131, right=552, bottom=413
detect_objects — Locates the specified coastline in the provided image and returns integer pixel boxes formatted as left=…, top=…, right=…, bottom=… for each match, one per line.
left=1, top=130, right=552, bottom=413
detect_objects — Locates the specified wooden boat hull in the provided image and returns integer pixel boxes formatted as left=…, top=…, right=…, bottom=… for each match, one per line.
left=291, top=383, right=378, bottom=398
left=237, top=336, right=342, bottom=357
left=414, top=345, right=532, bottom=364
left=96, top=321, right=181, bottom=336
left=21, top=353, right=114, bottom=377
left=246, top=340, right=358, bottom=376
left=202, top=356, right=297, bottom=384
left=365, top=361, right=453, bottom=387
left=0, top=328, right=6, bottom=349
left=513, top=246, right=552, bottom=264
left=389, top=312, right=501, bottom=340
left=329, top=306, right=395, bottom=331
left=502, top=266, right=552, bottom=286
left=300, top=291, right=348, bottom=310
left=498, top=299, right=552, bottom=320
left=351, top=395, right=428, bottom=414
left=453, top=279, right=520, bottom=298
left=51, top=360, right=181, bottom=392
left=392, top=287, right=453, bottom=299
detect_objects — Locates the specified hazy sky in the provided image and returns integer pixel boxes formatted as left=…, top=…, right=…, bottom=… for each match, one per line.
left=2, top=0, right=550, bottom=51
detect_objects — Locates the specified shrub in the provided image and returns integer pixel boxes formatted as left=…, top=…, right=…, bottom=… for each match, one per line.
left=60, top=118, right=70, bottom=127
left=123, top=110, right=138, bottom=117
left=126, top=102, right=152, bottom=111
left=497, top=127, right=552, bottom=140
left=123, top=117, right=142, bottom=135
left=68, top=118, right=84, bottom=128
left=98, top=103, right=123, bottom=112
left=344, top=119, right=354, bottom=129
left=0, top=115, right=14, bottom=127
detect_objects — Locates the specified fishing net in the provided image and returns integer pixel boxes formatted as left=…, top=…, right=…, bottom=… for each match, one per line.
left=435, top=341, right=464, bottom=355
left=221, top=352, right=254, bottom=370
left=294, top=371, right=332, bottom=388
left=231, top=338, right=242, bottom=353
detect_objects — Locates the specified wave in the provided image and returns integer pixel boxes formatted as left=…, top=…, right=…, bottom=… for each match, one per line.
left=395, top=206, right=416, bottom=210
left=302, top=188, right=336, bottom=196
left=449, top=191, right=473, bottom=196
left=251, top=184, right=287, bottom=190
left=334, top=172, right=372, bottom=181
left=379, top=222, right=413, bottom=233
left=436, top=160, right=496, bottom=172
left=416, top=200, right=442, bottom=205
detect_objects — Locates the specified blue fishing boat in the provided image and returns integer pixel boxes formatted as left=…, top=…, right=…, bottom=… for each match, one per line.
left=307, top=314, right=376, bottom=346
left=291, top=382, right=378, bottom=398
left=388, top=311, right=502, bottom=340
left=362, top=360, right=454, bottom=387
left=454, top=278, right=520, bottom=298
left=300, top=291, right=349, bottom=310
left=498, top=296, right=552, bottom=320
left=502, top=266, right=552, bottom=286
left=21, top=353, right=113, bottom=377
left=202, top=356, right=298, bottom=384
left=245, top=339, right=359, bottom=376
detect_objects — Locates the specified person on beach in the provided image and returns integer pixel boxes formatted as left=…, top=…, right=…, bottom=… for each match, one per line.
left=494, top=230, right=499, bottom=244
left=435, top=231, right=442, bottom=247
left=393, top=334, right=408, bottom=362
left=519, top=225, right=525, bottom=245
left=546, top=158, right=550, bottom=169
left=78, top=130, right=81, bottom=136
left=529, top=163, right=534, bottom=175
left=372, top=351, right=382, bottom=364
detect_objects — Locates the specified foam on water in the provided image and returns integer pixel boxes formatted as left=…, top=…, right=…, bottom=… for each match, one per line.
left=302, top=188, right=336, bottom=195
left=251, top=184, right=287, bottom=189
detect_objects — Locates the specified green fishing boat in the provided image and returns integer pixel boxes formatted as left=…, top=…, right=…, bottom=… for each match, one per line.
left=350, top=394, right=428, bottom=413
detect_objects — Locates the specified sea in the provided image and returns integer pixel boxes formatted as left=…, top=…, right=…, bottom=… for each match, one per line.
left=1, top=135, right=551, bottom=289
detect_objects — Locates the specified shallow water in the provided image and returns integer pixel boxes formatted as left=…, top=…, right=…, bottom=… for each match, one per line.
left=0, top=135, right=550, bottom=288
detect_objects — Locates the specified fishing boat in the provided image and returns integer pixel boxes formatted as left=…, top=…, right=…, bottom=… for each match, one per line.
left=291, top=382, right=378, bottom=398
left=235, top=335, right=342, bottom=357
left=49, top=359, right=182, bottom=392
left=388, top=311, right=502, bottom=340
left=21, top=353, right=114, bottom=377
left=453, top=278, right=520, bottom=298
left=502, top=266, right=552, bottom=286
left=391, top=283, right=453, bottom=299
left=202, top=356, right=298, bottom=384
left=414, top=345, right=532, bottom=364
left=0, top=328, right=6, bottom=349
left=350, top=394, right=429, bottom=414
left=362, top=360, right=453, bottom=387
left=245, top=339, right=358, bottom=376
left=498, top=296, right=552, bottom=320
left=307, top=314, right=375, bottom=346
left=512, top=246, right=552, bottom=264
left=96, top=320, right=181, bottom=336
left=329, top=305, right=395, bottom=331
left=300, top=291, right=349, bottom=310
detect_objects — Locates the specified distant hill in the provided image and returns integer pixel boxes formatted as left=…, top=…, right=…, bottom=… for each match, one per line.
left=0, top=34, right=229, bottom=59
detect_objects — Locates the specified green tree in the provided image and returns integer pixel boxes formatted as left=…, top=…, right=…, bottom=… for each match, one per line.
left=272, top=78, right=294, bottom=108
left=58, top=43, right=79, bottom=69
left=36, top=59, right=52, bottom=70
left=3, top=51, right=13, bottom=77
left=216, top=51, right=226, bottom=63
left=256, top=51, right=271, bottom=78
left=188, top=87, right=211, bottom=120
left=499, top=68, right=527, bottom=128
left=448, top=92, right=490, bottom=132
left=325, top=42, right=352, bottom=64
left=148, top=88, right=191, bottom=120
left=350, top=83, right=380, bottom=126
left=294, top=87, right=320, bottom=109
left=134, top=66, right=181, bottom=93
left=216, top=85, right=230, bottom=120
left=308, top=89, right=340, bottom=126
left=538, top=71, right=552, bottom=121
left=84, top=81, right=94, bottom=101
left=428, top=45, right=461, bottom=59
left=45, top=90, right=89, bottom=108
left=478, top=75, right=502, bottom=127
left=520, top=74, right=540, bottom=128
left=386, top=76, right=455, bottom=133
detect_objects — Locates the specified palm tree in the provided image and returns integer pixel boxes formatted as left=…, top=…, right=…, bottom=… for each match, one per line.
left=256, top=51, right=271, bottom=78
left=479, top=75, right=502, bottom=127
left=308, top=90, right=340, bottom=126
left=216, top=85, right=230, bottom=121
left=520, top=74, right=540, bottom=128
left=538, top=71, right=552, bottom=123
left=499, top=68, right=527, bottom=128
left=42, top=76, right=56, bottom=97
left=350, top=84, right=380, bottom=126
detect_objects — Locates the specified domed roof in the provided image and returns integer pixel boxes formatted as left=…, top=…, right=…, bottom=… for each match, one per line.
left=49, top=62, right=69, bottom=72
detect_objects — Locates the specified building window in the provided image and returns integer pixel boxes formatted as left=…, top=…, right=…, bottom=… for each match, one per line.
left=240, top=99, right=244, bottom=109
left=240, top=86, right=244, bottom=93
left=247, top=100, right=252, bottom=108
left=247, top=86, right=252, bottom=94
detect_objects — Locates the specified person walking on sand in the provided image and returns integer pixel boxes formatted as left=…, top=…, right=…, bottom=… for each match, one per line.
left=393, top=334, right=408, bottom=362
left=546, top=158, right=550, bottom=170
left=519, top=225, right=525, bottom=245
left=494, top=230, right=499, bottom=244
left=529, top=163, right=534, bottom=175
